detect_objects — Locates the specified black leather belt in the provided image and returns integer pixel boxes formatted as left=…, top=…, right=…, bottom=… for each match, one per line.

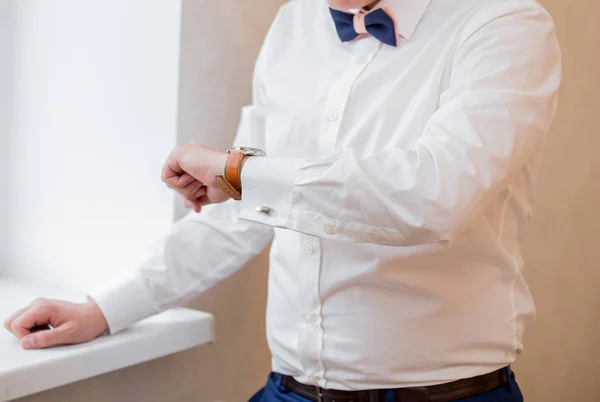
left=280, top=368, right=508, bottom=402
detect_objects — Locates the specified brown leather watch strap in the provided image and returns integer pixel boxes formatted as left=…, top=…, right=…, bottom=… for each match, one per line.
left=215, top=150, right=245, bottom=201
left=215, top=175, right=242, bottom=200
left=226, top=150, right=245, bottom=191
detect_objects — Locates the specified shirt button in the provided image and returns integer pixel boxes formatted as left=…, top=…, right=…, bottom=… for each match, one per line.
left=309, top=376, right=319, bottom=385
left=324, top=224, right=336, bottom=235
left=358, top=54, right=369, bottom=64
left=327, top=111, right=339, bottom=121
left=304, top=314, right=316, bottom=324
left=304, top=243, right=314, bottom=254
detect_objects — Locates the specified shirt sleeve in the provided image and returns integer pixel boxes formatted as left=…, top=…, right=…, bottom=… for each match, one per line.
left=89, top=199, right=274, bottom=334
left=88, top=6, right=293, bottom=334
left=91, top=118, right=273, bottom=335
left=239, top=4, right=562, bottom=247
left=89, top=67, right=280, bottom=337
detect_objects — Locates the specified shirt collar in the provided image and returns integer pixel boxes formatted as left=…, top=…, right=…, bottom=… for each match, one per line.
left=359, top=0, right=432, bottom=40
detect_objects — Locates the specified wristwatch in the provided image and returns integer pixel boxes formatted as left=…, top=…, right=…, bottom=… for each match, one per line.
left=215, top=146, right=266, bottom=200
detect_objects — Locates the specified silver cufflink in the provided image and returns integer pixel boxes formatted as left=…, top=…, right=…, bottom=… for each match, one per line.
left=255, top=206, right=274, bottom=216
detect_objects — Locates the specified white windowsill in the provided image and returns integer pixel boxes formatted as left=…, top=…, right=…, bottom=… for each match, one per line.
left=0, top=278, right=214, bottom=402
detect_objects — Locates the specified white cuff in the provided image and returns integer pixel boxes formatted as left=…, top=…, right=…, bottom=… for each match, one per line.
left=239, top=156, right=306, bottom=227
left=88, top=274, right=158, bottom=335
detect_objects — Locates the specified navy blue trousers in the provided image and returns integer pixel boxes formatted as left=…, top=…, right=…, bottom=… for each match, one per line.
left=249, top=369, right=523, bottom=402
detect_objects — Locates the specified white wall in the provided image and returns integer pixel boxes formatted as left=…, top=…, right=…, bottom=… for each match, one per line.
left=0, top=0, right=15, bottom=270
left=3, top=0, right=182, bottom=291
left=14, top=1, right=284, bottom=401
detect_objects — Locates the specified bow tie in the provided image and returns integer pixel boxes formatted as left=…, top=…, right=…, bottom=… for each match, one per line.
left=330, top=7, right=399, bottom=47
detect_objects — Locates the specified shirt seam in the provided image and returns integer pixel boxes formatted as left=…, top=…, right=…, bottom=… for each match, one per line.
left=509, top=259, right=520, bottom=356
left=316, top=236, right=327, bottom=387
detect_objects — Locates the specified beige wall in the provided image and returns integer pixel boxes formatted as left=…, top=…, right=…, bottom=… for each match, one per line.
left=513, top=0, right=600, bottom=401
left=15, top=0, right=600, bottom=401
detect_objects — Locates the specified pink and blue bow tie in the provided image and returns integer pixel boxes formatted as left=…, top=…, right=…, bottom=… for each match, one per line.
left=329, top=7, right=399, bottom=47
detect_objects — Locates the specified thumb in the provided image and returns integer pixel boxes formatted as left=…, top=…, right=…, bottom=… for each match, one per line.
left=22, top=324, right=74, bottom=350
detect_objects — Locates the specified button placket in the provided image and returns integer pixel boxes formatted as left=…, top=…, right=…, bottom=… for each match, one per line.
left=304, top=314, right=316, bottom=324
left=319, top=48, right=380, bottom=155
left=296, top=236, right=325, bottom=383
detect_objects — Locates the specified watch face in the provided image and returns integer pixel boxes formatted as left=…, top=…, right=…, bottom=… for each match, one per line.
left=231, top=146, right=266, bottom=156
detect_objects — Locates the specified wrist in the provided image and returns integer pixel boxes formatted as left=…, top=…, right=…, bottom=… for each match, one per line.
left=216, top=151, right=229, bottom=176
left=86, top=297, right=110, bottom=336
left=215, top=148, right=265, bottom=201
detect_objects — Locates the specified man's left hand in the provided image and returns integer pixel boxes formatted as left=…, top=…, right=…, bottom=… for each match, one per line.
left=162, top=143, right=230, bottom=212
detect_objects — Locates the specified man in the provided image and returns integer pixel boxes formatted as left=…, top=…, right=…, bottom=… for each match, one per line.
left=4, top=0, right=561, bottom=400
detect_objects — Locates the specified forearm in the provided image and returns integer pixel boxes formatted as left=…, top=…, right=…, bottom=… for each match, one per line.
left=238, top=6, right=561, bottom=247
left=90, top=200, right=273, bottom=334
left=239, top=90, right=559, bottom=247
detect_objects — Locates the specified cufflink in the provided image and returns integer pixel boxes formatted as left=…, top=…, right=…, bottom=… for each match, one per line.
left=255, top=206, right=274, bottom=216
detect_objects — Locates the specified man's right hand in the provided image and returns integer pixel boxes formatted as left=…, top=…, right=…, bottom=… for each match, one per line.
left=3, top=298, right=109, bottom=350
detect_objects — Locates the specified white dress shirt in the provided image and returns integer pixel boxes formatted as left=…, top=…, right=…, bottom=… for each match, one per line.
left=92, top=0, right=561, bottom=391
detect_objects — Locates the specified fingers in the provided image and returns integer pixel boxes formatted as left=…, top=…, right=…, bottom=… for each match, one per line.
left=10, top=303, right=56, bottom=340
left=191, top=183, right=208, bottom=199
left=180, top=181, right=208, bottom=214
left=175, top=173, right=196, bottom=188
left=5, top=299, right=106, bottom=350
left=184, top=198, right=205, bottom=213
left=183, top=188, right=230, bottom=212
left=4, top=297, right=46, bottom=334
left=161, top=150, right=186, bottom=183
left=181, top=181, right=207, bottom=199
left=164, top=172, right=207, bottom=199
left=22, top=323, right=75, bottom=350
left=193, top=195, right=214, bottom=210
left=4, top=306, right=27, bottom=331
left=162, top=168, right=190, bottom=189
